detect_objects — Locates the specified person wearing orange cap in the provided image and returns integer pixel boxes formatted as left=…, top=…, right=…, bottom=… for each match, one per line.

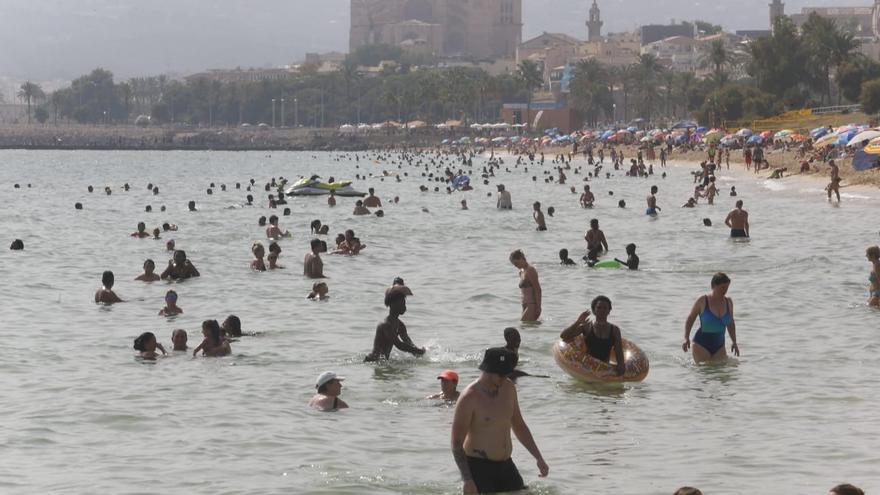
left=364, top=279, right=425, bottom=362
left=428, top=370, right=460, bottom=402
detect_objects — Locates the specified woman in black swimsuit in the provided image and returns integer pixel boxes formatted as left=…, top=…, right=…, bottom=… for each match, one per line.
left=559, top=295, right=626, bottom=375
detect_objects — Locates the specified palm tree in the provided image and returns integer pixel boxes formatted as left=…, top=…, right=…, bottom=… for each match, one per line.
left=517, top=60, right=543, bottom=129
left=700, top=39, right=731, bottom=89
left=676, top=72, right=698, bottom=117
left=634, top=54, right=663, bottom=121
left=18, top=81, right=45, bottom=124
left=802, top=13, right=859, bottom=104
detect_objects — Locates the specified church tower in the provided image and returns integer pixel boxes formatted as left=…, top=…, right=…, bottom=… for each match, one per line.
left=587, top=1, right=603, bottom=42
left=769, top=0, right=785, bottom=31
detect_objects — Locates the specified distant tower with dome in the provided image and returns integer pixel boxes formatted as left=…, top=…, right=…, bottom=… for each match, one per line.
left=769, top=0, right=785, bottom=30
left=587, top=0, right=603, bottom=42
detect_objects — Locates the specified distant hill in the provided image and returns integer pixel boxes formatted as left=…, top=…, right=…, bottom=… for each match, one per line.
left=0, top=0, right=865, bottom=81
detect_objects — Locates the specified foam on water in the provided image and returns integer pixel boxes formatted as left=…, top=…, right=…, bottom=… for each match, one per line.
left=0, top=150, right=878, bottom=494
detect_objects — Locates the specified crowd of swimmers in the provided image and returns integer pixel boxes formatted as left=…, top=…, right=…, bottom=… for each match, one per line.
left=8, top=144, right=875, bottom=494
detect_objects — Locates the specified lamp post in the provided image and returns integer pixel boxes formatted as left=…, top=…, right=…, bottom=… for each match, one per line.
left=612, top=103, right=616, bottom=124
left=271, top=98, right=276, bottom=128
left=280, top=98, right=285, bottom=127
left=294, top=97, right=299, bottom=128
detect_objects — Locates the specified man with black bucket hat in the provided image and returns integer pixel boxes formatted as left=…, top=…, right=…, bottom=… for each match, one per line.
left=450, top=347, right=549, bottom=494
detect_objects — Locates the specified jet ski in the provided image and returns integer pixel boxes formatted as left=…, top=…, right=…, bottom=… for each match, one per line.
left=285, top=176, right=366, bottom=197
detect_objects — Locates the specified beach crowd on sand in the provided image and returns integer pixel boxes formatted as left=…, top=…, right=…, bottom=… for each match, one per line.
left=8, top=139, right=877, bottom=494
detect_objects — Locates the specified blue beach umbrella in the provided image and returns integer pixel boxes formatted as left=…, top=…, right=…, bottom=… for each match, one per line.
left=810, top=127, right=829, bottom=139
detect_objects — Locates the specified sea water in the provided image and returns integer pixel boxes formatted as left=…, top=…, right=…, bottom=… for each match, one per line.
left=0, top=150, right=878, bottom=494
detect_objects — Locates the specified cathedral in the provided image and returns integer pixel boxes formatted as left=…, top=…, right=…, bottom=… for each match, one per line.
left=349, top=0, right=522, bottom=60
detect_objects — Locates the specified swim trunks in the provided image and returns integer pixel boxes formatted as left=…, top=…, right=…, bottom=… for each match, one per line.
left=646, top=208, right=657, bottom=215
left=730, top=229, right=748, bottom=238
left=466, top=457, right=525, bottom=494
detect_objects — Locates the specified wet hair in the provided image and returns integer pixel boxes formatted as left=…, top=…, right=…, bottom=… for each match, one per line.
left=162, top=223, right=171, bottom=231
left=547, top=207, right=555, bottom=216
left=269, top=242, right=281, bottom=255
left=133, top=332, right=156, bottom=352
left=144, top=259, right=155, bottom=269
left=703, top=218, right=712, bottom=226
left=268, top=215, right=278, bottom=225
left=9, top=239, right=24, bottom=250
left=736, top=200, right=743, bottom=208
left=319, top=225, right=330, bottom=235
left=711, top=272, right=731, bottom=287
left=867, top=245, right=880, bottom=259
left=258, top=216, right=267, bottom=226
left=591, top=295, right=612, bottom=311
left=75, top=202, right=83, bottom=210
left=252, top=241, right=265, bottom=255
left=533, top=201, right=541, bottom=209
left=187, top=200, right=196, bottom=211
left=618, top=200, right=625, bottom=208
left=202, top=319, right=222, bottom=345
left=224, top=315, right=242, bottom=337
left=590, top=219, right=599, bottom=229
left=102, top=270, right=115, bottom=288
left=375, top=210, right=384, bottom=217
left=830, top=484, right=864, bottom=495
left=509, top=249, right=525, bottom=261
left=559, top=248, right=569, bottom=258
left=137, top=221, right=146, bottom=230
left=283, top=208, right=291, bottom=216
left=673, top=488, right=703, bottom=495
left=310, top=220, right=322, bottom=233
left=310, top=238, right=323, bottom=250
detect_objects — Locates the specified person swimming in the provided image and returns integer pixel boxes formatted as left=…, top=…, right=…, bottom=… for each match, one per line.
left=221, top=315, right=244, bottom=338
left=171, top=329, right=188, bottom=351
left=131, top=222, right=150, bottom=238
left=133, top=331, right=166, bottom=359
left=559, top=248, right=576, bottom=265
left=683, top=272, right=740, bottom=363
left=193, top=319, right=231, bottom=357
left=308, top=281, right=330, bottom=300
left=95, top=270, right=123, bottom=304
left=135, top=259, right=160, bottom=282
left=158, top=289, right=183, bottom=316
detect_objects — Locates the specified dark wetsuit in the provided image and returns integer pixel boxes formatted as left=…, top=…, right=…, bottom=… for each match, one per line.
left=466, top=457, right=525, bottom=494
left=693, top=296, right=731, bottom=355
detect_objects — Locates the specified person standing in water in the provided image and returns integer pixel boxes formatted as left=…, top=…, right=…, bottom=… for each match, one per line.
left=724, top=200, right=750, bottom=238
left=364, top=284, right=425, bottom=361
left=427, top=370, right=461, bottom=402
left=451, top=347, right=549, bottom=495
left=580, top=185, right=595, bottom=208
left=532, top=202, right=547, bottom=231
left=95, top=271, right=123, bottom=304
left=584, top=219, right=608, bottom=263
left=646, top=185, right=661, bottom=216
left=866, top=245, right=880, bottom=307
left=496, top=184, right=512, bottom=210
left=683, top=272, right=740, bottom=363
left=364, top=187, right=382, bottom=208
left=509, top=250, right=541, bottom=322
left=827, top=160, right=842, bottom=202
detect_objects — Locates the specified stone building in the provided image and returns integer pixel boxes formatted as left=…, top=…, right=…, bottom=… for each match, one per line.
left=349, top=0, right=522, bottom=60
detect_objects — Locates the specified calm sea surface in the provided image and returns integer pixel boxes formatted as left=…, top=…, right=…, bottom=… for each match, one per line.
left=0, top=150, right=878, bottom=494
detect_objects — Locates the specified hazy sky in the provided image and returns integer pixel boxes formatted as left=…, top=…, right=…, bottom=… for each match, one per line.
left=0, top=0, right=868, bottom=81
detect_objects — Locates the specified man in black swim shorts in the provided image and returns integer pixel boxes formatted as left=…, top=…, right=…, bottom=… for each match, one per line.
left=451, top=347, right=548, bottom=493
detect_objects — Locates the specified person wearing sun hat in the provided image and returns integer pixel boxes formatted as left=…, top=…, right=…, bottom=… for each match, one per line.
left=427, top=370, right=460, bottom=402
left=308, top=371, right=348, bottom=412
left=364, top=277, right=424, bottom=362
left=450, top=347, right=549, bottom=494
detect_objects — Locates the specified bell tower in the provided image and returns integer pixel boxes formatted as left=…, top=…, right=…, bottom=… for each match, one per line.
left=587, top=1, right=603, bottom=42
left=769, top=0, right=785, bottom=31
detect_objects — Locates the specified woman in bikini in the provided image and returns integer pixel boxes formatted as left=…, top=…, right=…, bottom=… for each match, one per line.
left=509, top=250, right=541, bottom=322
left=683, top=272, right=740, bottom=363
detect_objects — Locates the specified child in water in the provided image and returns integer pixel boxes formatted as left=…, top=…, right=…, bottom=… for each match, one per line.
left=559, top=249, right=576, bottom=265
left=193, top=320, right=231, bottom=357
left=615, top=244, right=640, bottom=270
left=133, top=332, right=167, bottom=359
left=308, top=282, right=330, bottom=300
left=159, top=290, right=183, bottom=316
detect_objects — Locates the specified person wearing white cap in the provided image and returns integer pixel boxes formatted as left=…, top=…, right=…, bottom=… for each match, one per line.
left=364, top=280, right=425, bottom=362
left=308, top=371, right=348, bottom=412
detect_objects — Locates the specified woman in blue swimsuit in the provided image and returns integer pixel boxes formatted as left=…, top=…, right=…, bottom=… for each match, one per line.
left=683, top=273, right=740, bottom=363
left=867, top=246, right=880, bottom=307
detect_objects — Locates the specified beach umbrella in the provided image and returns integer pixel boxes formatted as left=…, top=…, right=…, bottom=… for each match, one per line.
left=746, top=135, right=764, bottom=145
left=759, top=130, right=774, bottom=139
left=847, top=129, right=880, bottom=146
left=835, top=124, right=856, bottom=134
left=786, top=133, right=809, bottom=142
left=704, top=132, right=723, bottom=143
left=864, top=136, right=880, bottom=153
left=774, top=129, right=794, bottom=139
left=810, top=126, right=829, bottom=138
left=736, top=128, right=753, bottom=137
left=814, top=133, right=839, bottom=147
left=837, top=129, right=858, bottom=145
left=674, top=134, right=688, bottom=143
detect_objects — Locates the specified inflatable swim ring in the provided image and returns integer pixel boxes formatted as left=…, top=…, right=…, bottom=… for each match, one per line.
left=593, top=260, right=621, bottom=269
left=553, top=336, right=648, bottom=383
